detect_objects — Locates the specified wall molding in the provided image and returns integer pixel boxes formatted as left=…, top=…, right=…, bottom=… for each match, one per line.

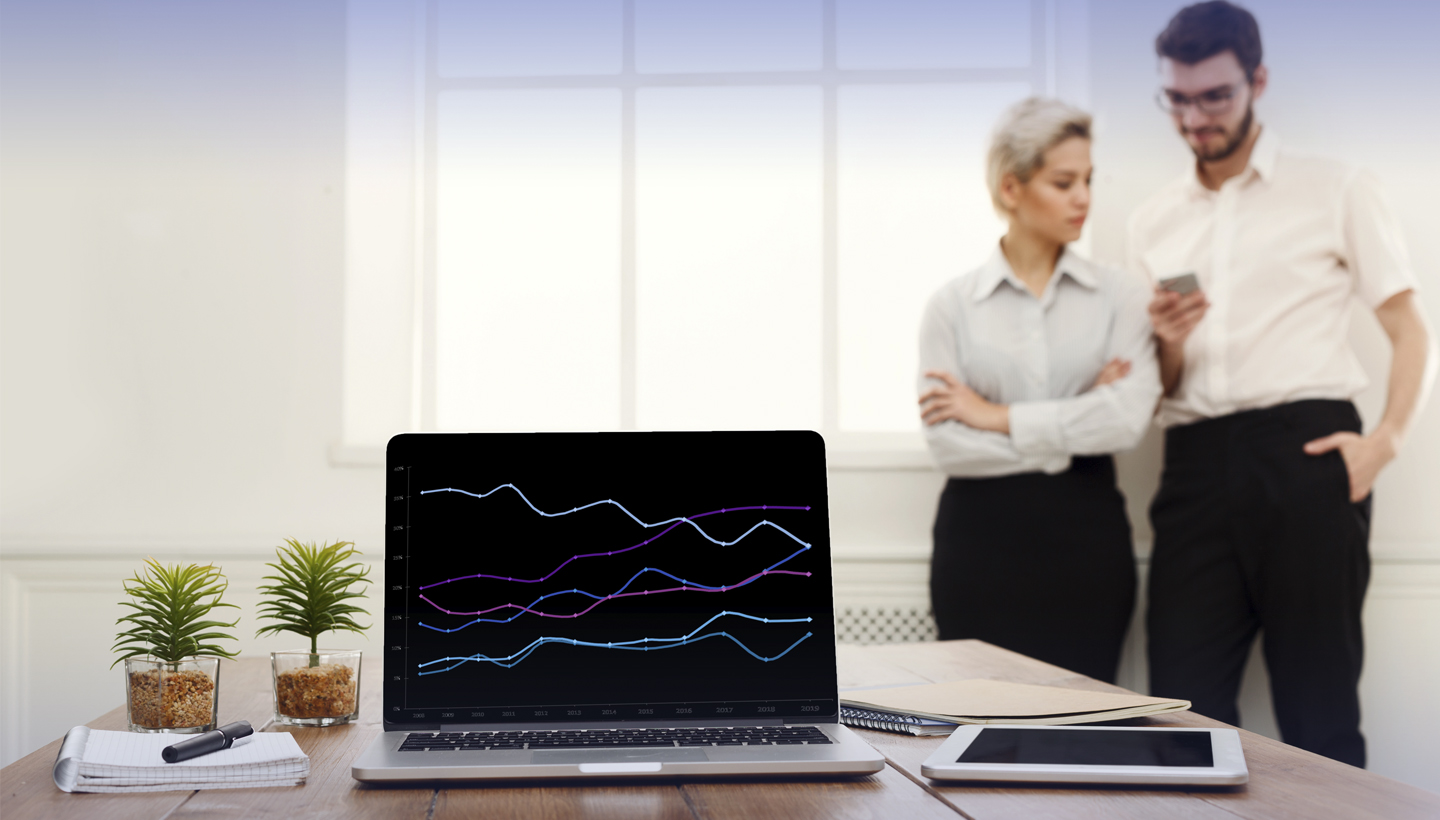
left=827, top=541, right=1440, bottom=565
left=1, top=567, right=27, bottom=767
left=4, top=538, right=1438, bottom=563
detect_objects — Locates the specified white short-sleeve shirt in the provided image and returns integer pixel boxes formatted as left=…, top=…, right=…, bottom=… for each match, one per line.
left=1127, top=128, right=1419, bottom=428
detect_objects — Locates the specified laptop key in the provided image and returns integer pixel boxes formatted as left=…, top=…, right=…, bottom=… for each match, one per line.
left=400, top=726, right=833, bottom=752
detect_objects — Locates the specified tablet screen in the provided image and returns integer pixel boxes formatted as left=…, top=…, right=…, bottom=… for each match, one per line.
left=958, top=728, right=1214, bottom=767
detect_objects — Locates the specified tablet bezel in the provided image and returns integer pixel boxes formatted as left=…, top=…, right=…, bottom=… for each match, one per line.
left=920, top=724, right=1248, bottom=786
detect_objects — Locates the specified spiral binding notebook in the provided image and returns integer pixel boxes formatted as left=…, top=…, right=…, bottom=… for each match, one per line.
left=53, top=726, right=309, bottom=793
left=839, top=707, right=958, bottom=737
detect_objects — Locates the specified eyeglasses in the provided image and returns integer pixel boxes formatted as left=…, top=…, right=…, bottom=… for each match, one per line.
left=1155, top=84, right=1243, bottom=116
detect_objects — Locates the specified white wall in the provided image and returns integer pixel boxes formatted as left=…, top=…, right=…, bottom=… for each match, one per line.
left=0, top=0, right=381, bottom=760
left=2, top=0, right=1438, bottom=794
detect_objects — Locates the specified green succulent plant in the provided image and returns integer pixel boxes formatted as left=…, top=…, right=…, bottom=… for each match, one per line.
left=256, top=539, right=372, bottom=663
left=112, top=558, right=241, bottom=667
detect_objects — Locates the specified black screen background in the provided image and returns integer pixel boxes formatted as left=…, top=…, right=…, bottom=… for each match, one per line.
left=958, top=729, right=1216, bottom=767
left=383, top=431, right=837, bottom=727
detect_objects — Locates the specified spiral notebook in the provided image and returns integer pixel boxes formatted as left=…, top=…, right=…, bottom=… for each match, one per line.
left=839, top=707, right=958, bottom=737
left=53, top=726, right=309, bottom=793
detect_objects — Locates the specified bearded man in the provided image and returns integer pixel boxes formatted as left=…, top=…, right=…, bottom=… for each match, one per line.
left=1128, top=1, right=1435, bottom=768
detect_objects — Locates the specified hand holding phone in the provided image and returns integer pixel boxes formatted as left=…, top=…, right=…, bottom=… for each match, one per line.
left=1149, top=273, right=1208, bottom=347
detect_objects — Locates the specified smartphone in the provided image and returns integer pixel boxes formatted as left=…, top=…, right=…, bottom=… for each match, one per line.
left=1158, top=272, right=1200, bottom=295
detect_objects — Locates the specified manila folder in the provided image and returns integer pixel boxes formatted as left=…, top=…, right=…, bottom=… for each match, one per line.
left=841, top=679, right=1190, bottom=725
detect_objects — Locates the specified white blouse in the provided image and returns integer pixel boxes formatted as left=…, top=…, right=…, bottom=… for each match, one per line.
left=918, top=246, right=1161, bottom=478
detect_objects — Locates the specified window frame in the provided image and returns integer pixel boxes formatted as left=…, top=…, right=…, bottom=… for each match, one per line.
left=337, top=0, right=1090, bottom=467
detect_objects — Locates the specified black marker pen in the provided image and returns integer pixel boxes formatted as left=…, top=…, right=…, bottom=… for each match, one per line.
left=161, top=720, right=255, bottom=763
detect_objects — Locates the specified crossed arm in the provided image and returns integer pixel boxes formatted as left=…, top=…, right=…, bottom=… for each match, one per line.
left=917, top=282, right=1161, bottom=477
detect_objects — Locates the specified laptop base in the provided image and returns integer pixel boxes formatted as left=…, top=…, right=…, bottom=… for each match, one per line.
left=352, top=723, right=884, bottom=782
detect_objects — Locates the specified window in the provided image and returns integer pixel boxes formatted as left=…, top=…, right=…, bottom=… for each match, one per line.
left=341, top=0, right=1090, bottom=458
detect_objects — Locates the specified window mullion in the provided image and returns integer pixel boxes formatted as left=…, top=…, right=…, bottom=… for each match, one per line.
left=621, top=0, right=637, bottom=431
left=420, top=0, right=440, bottom=433
left=821, top=0, right=838, bottom=435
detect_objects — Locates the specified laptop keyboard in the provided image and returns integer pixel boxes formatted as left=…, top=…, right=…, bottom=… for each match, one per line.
left=400, top=726, right=833, bottom=752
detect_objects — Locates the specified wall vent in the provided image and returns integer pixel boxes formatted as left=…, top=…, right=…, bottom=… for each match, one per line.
left=835, top=605, right=936, bottom=644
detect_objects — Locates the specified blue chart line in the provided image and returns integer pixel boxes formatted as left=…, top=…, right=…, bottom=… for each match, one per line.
left=416, top=611, right=815, bottom=674
left=418, top=545, right=811, bottom=631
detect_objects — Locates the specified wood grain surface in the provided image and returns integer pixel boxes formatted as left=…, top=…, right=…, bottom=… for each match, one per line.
left=6, top=641, right=1438, bottom=820
left=0, top=657, right=273, bottom=820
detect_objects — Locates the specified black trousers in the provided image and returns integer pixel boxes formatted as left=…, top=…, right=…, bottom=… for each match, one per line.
left=1147, top=400, right=1371, bottom=768
left=930, top=456, right=1137, bottom=684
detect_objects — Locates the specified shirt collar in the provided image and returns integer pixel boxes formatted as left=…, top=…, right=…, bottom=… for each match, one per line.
left=1248, top=126, right=1279, bottom=181
left=973, top=244, right=1097, bottom=301
left=1188, top=125, right=1279, bottom=197
left=1056, top=247, right=1098, bottom=289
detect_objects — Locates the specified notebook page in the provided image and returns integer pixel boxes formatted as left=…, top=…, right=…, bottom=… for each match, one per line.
left=74, top=777, right=307, bottom=793
left=52, top=725, right=90, bottom=792
left=79, top=730, right=306, bottom=775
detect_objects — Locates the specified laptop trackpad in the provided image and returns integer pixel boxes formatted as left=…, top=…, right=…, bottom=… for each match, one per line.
left=535, top=749, right=709, bottom=766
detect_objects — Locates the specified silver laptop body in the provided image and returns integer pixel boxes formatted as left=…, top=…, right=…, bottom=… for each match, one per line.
left=352, top=431, right=884, bottom=781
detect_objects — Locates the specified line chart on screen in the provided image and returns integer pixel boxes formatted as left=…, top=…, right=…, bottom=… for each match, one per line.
left=383, top=432, right=837, bottom=721
left=398, top=479, right=821, bottom=691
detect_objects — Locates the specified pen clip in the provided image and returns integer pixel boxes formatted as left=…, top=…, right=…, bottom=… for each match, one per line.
left=218, top=720, right=255, bottom=748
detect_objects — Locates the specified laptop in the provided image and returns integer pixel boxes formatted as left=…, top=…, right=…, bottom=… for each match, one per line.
left=352, top=431, right=885, bottom=781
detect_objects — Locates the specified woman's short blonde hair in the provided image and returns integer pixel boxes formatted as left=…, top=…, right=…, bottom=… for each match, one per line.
left=986, top=97, right=1092, bottom=216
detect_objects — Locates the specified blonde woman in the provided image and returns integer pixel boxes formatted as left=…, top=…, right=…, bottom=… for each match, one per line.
left=917, top=98, right=1160, bottom=683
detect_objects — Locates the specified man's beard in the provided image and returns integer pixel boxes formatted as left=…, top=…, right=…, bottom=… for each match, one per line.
left=1186, top=104, right=1254, bottom=162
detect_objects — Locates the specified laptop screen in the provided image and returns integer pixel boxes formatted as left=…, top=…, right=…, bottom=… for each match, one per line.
left=383, top=431, right=838, bottom=728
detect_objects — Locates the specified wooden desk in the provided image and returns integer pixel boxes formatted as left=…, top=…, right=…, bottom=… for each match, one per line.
left=5, top=641, right=1437, bottom=819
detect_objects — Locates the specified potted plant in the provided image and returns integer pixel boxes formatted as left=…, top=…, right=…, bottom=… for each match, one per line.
left=256, top=539, right=372, bottom=726
left=112, top=559, right=240, bottom=733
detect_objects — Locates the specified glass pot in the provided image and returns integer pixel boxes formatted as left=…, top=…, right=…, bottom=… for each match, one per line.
left=123, top=657, right=220, bottom=733
left=271, top=649, right=362, bottom=726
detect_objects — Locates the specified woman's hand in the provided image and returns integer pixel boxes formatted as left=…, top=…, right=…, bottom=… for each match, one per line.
left=919, top=371, right=1010, bottom=433
left=1088, top=357, right=1131, bottom=391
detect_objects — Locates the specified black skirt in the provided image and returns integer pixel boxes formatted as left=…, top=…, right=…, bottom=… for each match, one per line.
left=929, top=455, right=1137, bottom=683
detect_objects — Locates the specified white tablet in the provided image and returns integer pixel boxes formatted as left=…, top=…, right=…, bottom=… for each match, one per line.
left=921, top=725, right=1248, bottom=786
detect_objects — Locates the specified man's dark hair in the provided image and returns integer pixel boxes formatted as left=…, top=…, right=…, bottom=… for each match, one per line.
left=1156, top=1, right=1263, bottom=82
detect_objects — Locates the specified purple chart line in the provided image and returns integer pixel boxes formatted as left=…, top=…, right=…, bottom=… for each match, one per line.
left=417, top=546, right=814, bottom=631
left=416, top=485, right=811, bottom=590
